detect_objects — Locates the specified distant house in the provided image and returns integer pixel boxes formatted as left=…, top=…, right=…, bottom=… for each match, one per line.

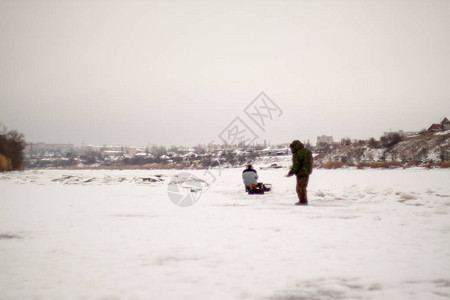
left=317, top=135, right=334, bottom=145
left=383, top=130, right=417, bottom=137
left=428, top=117, right=450, bottom=132
left=102, top=150, right=123, bottom=157
left=272, top=148, right=289, bottom=156
left=134, top=152, right=148, bottom=157
left=442, top=117, right=450, bottom=130
left=260, top=146, right=289, bottom=156
left=428, top=124, right=443, bottom=132
left=26, top=143, right=74, bottom=156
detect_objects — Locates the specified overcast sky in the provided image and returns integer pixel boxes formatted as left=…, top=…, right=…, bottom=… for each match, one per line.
left=1, top=0, right=449, bottom=147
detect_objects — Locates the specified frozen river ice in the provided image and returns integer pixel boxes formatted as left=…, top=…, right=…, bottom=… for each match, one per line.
left=1, top=168, right=449, bottom=299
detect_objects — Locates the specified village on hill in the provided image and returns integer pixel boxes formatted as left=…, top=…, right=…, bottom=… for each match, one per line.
left=24, top=117, right=449, bottom=169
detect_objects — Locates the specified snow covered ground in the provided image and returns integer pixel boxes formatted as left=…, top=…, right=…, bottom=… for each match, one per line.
left=1, top=168, right=449, bottom=300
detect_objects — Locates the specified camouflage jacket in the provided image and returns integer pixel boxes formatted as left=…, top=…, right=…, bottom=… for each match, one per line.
left=288, top=140, right=313, bottom=177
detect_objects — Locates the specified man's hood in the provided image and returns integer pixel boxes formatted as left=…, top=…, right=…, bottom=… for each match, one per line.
left=290, top=140, right=304, bottom=153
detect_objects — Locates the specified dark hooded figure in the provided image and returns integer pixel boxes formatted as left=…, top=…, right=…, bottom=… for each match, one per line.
left=287, top=140, right=313, bottom=205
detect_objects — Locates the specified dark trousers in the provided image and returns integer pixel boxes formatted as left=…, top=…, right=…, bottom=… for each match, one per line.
left=296, top=176, right=309, bottom=203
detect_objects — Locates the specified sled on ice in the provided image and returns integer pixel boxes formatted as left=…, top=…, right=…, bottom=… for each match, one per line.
left=247, top=183, right=272, bottom=195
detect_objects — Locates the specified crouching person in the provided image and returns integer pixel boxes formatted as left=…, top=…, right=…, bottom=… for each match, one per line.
left=242, top=164, right=258, bottom=192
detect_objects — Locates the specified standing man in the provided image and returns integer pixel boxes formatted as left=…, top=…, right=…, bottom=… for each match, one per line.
left=286, top=140, right=313, bottom=205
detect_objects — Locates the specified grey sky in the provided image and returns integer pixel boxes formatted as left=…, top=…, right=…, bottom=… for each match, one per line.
left=1, top=0, right=449, bottom=146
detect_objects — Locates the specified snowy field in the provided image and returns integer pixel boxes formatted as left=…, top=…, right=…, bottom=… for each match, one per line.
left=1, top=168, right=449, bottom=300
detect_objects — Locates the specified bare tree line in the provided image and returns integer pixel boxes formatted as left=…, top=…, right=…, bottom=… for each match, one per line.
left=0, top=124, right=26, bottom=171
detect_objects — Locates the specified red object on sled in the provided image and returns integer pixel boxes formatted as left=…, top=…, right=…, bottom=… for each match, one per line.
left=248, top=183, right=271, bottom=194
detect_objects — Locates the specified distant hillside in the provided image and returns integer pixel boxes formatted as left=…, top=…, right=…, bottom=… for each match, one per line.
left=314, top=131, right=450, bottom=168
